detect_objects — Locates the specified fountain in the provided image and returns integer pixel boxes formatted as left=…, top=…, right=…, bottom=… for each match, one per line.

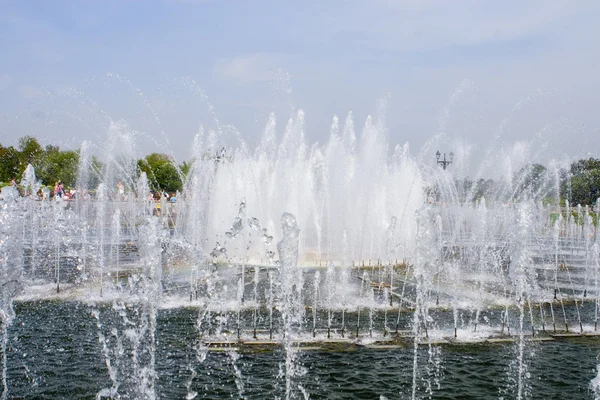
left=0, top=105, right=599, bottom=398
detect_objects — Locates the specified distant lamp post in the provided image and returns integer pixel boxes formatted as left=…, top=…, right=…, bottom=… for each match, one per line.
left=436, top=150, right=454, bottom=170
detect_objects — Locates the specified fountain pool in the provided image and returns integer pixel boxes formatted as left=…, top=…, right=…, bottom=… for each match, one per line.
left=0, top=109, right=599, bottom=399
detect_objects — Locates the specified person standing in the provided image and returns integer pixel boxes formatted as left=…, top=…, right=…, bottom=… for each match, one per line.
left=54, top=180, right=64, bottom=198
left=116, top=181, right=125, bottom=201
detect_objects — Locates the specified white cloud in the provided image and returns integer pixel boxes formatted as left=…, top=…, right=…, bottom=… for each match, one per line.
left=213, top=53, right=291, bottom=83
left=0, top=74, right=12, bottom=91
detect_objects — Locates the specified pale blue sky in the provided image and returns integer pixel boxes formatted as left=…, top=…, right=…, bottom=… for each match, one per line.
left=0, top=0, right=599, bottom=166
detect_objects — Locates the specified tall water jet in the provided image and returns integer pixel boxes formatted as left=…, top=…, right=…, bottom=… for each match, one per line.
left=411, top=204, right=439, bottom=399
left=509, top=201, right=537, bottom=400
left=95, top=215, right=165, bottom=399
left=0, top=173, right=28, bottom=398
left=277, top=212, right=305, bottom=399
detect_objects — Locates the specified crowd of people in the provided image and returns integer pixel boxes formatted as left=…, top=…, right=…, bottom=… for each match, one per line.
left=4, top=177, right=180, bottom=207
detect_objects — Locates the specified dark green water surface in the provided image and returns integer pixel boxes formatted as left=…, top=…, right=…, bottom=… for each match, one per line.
left=3, top=301, right=599, bottom=399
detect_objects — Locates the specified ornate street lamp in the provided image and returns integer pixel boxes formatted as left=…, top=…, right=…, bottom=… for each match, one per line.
left=436, top=150, right=454, bottom=170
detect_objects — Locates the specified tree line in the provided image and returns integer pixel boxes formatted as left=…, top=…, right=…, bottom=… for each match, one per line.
left=2, top=136, right=600, bottom=205
left=447, top=161, right=600, bottom=206
left=0, top=136, right=188, bottom=193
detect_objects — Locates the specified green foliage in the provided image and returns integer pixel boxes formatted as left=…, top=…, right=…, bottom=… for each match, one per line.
left=514, top=163, right=552, bottom=200
left=138, top=153, right=183, bottom=193
left=18, top=136, right=44, bottom=165
left=472, top=178, right=495, bottom=201
left=179, top=160, right=192, bottom=179
left=550, top=211, right=599, bottom=227
left=83, top=155, right=104, bottom=190
left=566, top=158, right=600, bottom=206
left=0, top=137, right=82, bottom=189
left=0, top=145, right=21, bottom=182
left=452, top=178, right=496, bottom=202
left=38, top=149, right=80, bottom=188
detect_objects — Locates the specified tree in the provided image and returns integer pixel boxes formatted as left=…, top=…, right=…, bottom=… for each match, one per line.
left=454, top=178, right=473, bottom=202
left=137, top=153, right=183, bottom=193
left=78, top=155, right=103, bottom=190
left=38, top=149, right=80, bottom=188
left=452, top=177, right=497, bottom=202
left=18, top=136, right=44, bottom=166
left=179, top=160, right=192, bottom=180
left=567, top=158, right=600, bottom=206
left=514, top=164, right=550, bottom=200
left=472, top=178, right=495, bottom=201
left=0, top=145, right=21, bottom=183
left=1, top=137, right=86, bottom=189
